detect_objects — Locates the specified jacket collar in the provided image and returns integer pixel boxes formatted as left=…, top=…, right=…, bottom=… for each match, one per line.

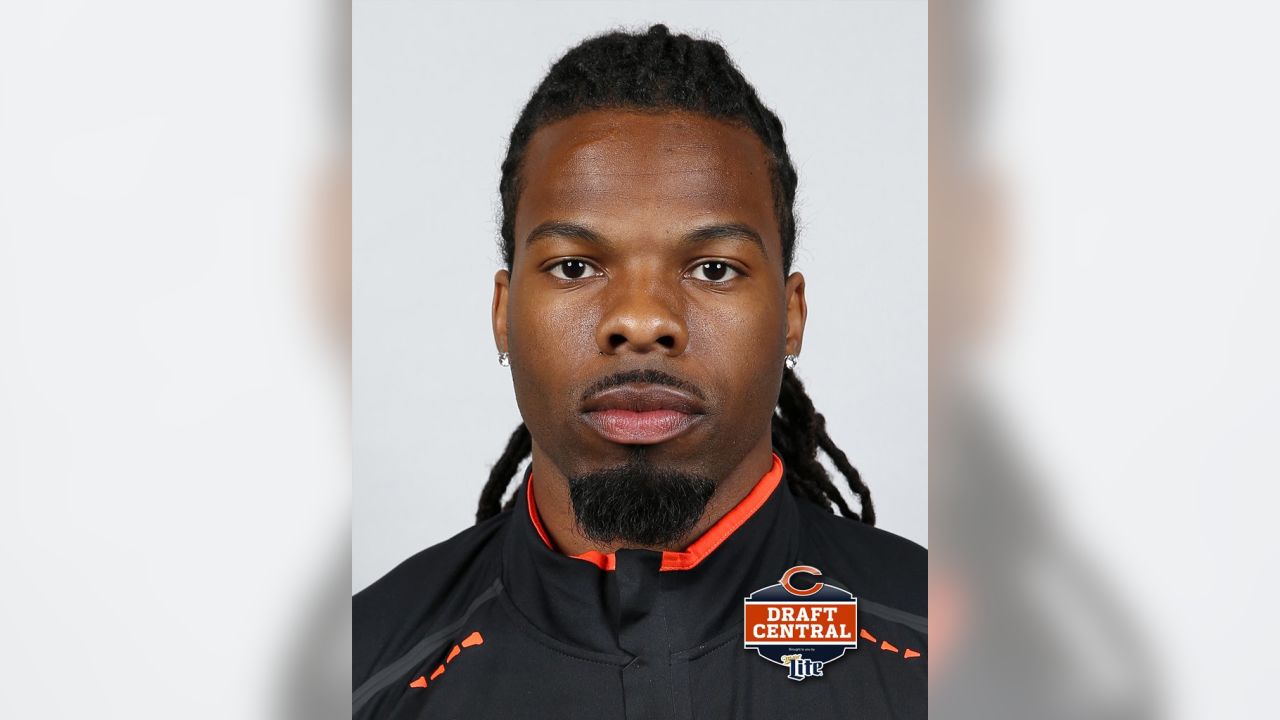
left=500, top=453, right=802, bottom=656
left=525, top=453, right=785, bottom=572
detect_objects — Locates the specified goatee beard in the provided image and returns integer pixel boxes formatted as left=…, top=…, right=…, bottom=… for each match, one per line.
left=567, top=450, right=716, bottom=548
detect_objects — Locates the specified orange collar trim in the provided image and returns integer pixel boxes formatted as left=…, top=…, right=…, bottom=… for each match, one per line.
left=526, top=452, right=784, bottom=572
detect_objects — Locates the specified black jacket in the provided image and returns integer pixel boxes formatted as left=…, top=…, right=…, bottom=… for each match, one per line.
left=354, top=455, right=927, bottom=719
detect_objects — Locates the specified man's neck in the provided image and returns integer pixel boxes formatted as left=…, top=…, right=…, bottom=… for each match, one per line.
left=528, top=438, right=776, bottom=557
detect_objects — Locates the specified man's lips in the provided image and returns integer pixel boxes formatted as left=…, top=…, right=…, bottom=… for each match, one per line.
left=579, top=385, right=706, bottom=445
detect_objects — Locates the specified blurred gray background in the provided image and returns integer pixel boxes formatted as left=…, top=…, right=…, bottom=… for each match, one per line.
left=353, top=0, right=927, bottom=591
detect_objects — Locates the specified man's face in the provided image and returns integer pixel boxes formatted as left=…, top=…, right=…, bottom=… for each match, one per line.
left=494, top=109, right=804, bottom=489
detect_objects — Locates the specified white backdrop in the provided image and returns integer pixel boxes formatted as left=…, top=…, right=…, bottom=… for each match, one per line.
left=353, top=0, right=927, bottom=591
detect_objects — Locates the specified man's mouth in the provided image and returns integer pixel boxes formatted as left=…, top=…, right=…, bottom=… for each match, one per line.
left=579, top=384, right=706, bottom=445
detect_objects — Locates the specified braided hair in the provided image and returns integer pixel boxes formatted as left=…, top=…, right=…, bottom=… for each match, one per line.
left=479, top=25, right=874, bottom=526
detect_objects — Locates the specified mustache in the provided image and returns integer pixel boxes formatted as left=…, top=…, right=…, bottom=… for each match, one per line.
left=580, top=368, right=706, bottom=403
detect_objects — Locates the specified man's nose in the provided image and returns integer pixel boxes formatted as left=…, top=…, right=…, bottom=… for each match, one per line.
left=595, top=271, right=689, bottom=356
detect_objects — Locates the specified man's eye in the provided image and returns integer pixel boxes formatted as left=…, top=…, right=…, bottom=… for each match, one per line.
left=548, top=259, right=600, bottom=280
left=688, top=261, right=740, bottom=283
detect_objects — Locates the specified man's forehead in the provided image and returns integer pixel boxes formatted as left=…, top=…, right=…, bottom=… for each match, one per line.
left=515, top=110, right=777, bottom=232
left=524, top=109, right=769, bottom=167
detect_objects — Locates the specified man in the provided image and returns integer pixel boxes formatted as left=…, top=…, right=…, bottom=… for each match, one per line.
left=354, top=25, right=925, bottom=719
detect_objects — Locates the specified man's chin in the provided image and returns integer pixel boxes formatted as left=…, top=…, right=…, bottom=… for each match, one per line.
left=567, top=453, right=717, bottom=548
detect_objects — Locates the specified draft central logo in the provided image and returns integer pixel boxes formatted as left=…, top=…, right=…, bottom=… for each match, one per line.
left=743, top=566, right=858, bottom=681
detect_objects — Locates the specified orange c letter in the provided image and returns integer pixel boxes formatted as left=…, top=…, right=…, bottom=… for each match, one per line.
left=780, top=565, right=824, bottom=596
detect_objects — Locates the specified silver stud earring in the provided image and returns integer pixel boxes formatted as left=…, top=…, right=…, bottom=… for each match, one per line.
left=784, top=354, right=798, bottom=370
left=498, top=351, right=510, bottom=368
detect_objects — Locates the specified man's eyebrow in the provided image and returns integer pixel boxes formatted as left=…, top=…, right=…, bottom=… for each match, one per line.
left=524, top=221, right=606, bottom=248
left=682, top=223, right=767, bottom=255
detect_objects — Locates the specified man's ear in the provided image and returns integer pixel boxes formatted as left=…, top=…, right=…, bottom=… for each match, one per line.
left=784, top=272, right=807, bottom=357
left=492, top=269, right=510, bottom=354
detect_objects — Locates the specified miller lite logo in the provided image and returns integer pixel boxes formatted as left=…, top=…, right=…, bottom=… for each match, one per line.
left=744, top=566, right=857, bottom=681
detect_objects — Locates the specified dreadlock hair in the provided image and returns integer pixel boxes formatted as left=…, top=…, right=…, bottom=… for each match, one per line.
left=477, top=24, right=875, bottom=526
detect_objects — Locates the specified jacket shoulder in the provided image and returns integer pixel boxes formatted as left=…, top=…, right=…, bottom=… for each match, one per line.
left=793, top=495, right=927, bottom=619
left=352, top=510, right=510, bottom=686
